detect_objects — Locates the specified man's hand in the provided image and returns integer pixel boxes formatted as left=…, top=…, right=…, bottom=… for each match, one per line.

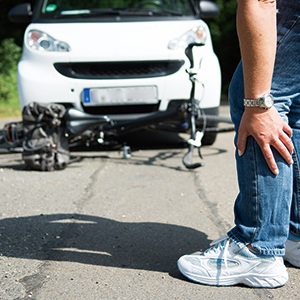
left=237, top=106, right=294, bottom=175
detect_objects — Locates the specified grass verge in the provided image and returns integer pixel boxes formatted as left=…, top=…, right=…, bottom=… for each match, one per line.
left=0, top=72, right=21, bottom=119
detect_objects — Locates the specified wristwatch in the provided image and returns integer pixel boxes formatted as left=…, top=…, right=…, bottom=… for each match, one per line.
left=244, top=93, right=274, bottom=109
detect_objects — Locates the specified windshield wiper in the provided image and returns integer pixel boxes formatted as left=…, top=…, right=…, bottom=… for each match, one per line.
left=53, top=7, right=184, bottom=18
left=53, top=8, right=123, bottom=19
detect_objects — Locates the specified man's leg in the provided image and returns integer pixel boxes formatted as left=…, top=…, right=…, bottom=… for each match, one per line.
left=177, top=1, right=300, bottom=286
left=176, top=63, right=290, bottom=288
left=227, top=62, right=293, bottom=256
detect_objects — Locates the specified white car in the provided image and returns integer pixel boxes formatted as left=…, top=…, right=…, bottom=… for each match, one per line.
left=9, top=0, right=221, bottom=145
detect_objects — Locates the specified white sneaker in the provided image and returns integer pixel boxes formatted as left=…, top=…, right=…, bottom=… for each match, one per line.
left=177, top=235, right=288, bottom=288
left=285, top=239, right=300, bottom=268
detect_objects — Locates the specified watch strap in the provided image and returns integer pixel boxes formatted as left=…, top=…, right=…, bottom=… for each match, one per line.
left=243, top=98, right=263, bottom=107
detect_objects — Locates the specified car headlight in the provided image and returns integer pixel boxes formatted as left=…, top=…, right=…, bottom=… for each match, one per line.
left=27, top=30, right=70, bottom=52
left=168, top=26, right=207, bottom=50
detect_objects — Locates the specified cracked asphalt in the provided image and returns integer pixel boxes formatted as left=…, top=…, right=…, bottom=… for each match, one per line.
left=0, top=105, right=299, bottom=299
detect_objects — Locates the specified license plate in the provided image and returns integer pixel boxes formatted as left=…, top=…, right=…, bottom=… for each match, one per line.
left=82, top=86, right=158, bottom=106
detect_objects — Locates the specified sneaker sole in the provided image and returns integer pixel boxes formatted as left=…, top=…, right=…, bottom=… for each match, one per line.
left=177, top=258, right=289, bottom=288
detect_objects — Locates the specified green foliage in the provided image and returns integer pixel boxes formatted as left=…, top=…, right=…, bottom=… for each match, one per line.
left=0, top=38, right=22, bottom=118
left=0, top=38, right=22, bottom=75
left=0, top=76, right=21, bottom=118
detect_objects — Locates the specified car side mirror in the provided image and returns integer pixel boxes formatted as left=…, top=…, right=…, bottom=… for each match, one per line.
left=8, top=3, right=32, bottom=23
left=199, top=0, right=220, bottom=19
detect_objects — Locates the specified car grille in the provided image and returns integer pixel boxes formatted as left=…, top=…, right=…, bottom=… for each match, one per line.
left=54, top=60, right=184, bottom=79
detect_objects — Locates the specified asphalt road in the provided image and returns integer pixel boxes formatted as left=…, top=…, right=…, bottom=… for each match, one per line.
left=0, top=105, right=299, bottom=299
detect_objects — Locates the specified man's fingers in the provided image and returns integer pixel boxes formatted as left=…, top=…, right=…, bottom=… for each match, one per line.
left=236, top=107, right=294, bottom=174
left=260, top=136, right=294, bottom=175
left=283, top=122, right=293, bottom=138
left=272, top=137, right=294, bottom=165
left=237, top=131, right=293, bottom=175
left=279, top=131, right=294, bottom=155
left=261, top=144, right=279, bottom=175
left=237, top=126, right=249, bottom=156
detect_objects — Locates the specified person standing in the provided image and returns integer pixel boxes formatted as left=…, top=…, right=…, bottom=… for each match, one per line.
left=177, top=0, right=300, bottom=288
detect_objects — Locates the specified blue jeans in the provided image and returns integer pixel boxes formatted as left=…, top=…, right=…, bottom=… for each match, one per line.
left=227, top=0, right=300, bottom=256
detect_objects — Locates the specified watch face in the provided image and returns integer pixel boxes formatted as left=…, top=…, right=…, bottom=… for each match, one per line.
left=264, top=94, right=274, bottom=108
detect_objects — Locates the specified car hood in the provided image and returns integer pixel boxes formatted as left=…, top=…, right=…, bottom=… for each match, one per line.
left=26, top=20, right=208, bottom=61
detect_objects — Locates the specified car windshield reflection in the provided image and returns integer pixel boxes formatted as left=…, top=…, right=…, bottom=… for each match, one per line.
left=39, top=0, right=194, bottom=20
left=57, top=8, right=184, bottom=17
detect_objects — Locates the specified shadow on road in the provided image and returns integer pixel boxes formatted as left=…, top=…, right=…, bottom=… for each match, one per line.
left=0, top=214, right=210, bottom=278
left=0, top=132, right=228, bottom=172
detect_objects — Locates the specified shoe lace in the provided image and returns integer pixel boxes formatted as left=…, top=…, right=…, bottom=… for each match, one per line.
left=204, top=234, right=231, bottom=269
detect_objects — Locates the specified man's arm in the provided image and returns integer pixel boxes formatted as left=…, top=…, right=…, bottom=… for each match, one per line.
left=236, top=0, right=293, bottom=175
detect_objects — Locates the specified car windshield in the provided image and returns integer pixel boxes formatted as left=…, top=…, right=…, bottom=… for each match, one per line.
left=37, top=0, right=195, bottom=20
